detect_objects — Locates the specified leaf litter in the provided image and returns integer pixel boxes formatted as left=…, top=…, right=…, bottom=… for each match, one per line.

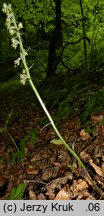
left=0, top=106, right=104, bottom=200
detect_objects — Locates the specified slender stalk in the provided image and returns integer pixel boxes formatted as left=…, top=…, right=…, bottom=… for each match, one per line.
left=17, top=21, right=100, bottom=194
left=6, top=129, right=20, bottom=152
left=18, top=30, right=87, bottom=170
left=2, top=3, right=101, bottom=196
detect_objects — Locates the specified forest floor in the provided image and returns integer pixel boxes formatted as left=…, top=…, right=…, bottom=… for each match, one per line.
left=0, top=78, right=104, bottom=200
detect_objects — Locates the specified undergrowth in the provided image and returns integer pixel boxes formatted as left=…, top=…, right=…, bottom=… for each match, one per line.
left=1, top=74, right=104, bottom=125
left=81, top=88, right=104, bottom=123
left=39, top=73, right=104, bottom=124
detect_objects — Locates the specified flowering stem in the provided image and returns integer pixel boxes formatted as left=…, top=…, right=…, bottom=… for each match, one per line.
left=15, top=14, right=100, bottom=196
left=18, top=30, right=87, bottom=171
left=2, top=3, right=101, bottom=196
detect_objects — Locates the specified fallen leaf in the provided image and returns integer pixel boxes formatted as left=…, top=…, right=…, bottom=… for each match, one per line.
left=37, top=193, right=46, bottom=200
left=57, top=149, right=70, bottom=164
left=80, top=129, right=90, bottom=141
left=27, top=167, right=39, bottom=175
left=101, top=162, right=104, bottom=174
left=42, top=167, right=59, bottom=181
left=94, top=144, right=104, bottom=159
left=76, top=191, right=89, bottom=200
left=80, top=150, right=90, bottom=161
left=31, top=152, right=42, bottom=162
left=76, top=191, right=95, bottom=200
left=101, top=125, right=104, bottom=134
left=76, top=193, right=83, bottom=200
left=84, top=176, right=93, bottom=186
left=71, top=179, right=88, bottom=193
left=86, top=195, right=96, bottom=200
left=90, top=115, right=103, bottom=123
left=54, top=186, right=70, bottom=200
left=17, top=175, right=24, bottom=185
left=89, top=159, right=104, bottom=177
left=29, top=190, right=36, bottom=200
left=45, top=190, right=55, bottom=200
left=52, top=162, right=62, bottom=167
left=46, top=174, right=73, bottom=199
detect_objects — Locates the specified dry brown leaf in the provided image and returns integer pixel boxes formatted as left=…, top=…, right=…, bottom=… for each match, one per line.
left=90, top=115, right=103, bottom=123
left=76, top=191, right=89, bottom=200
left=27, top=167, right=39, bottom=175
left=76, top=191, right=95, bottom=200
left=52, top=162, right=62, bottom=167
left=46, top=174, right=73, bottom=199
left=83, top=176, right=93, bottom=186
left=45, top=190, right=55, bottom=200
left=76, top=193, right=84, bottom=200
left=16, top=174, right=24, bottom=185
left=94, top=144, right=104, bottom=156
left=42, top=167, right=59, bottom=181
left=29, top=189, right=36, bottom=200
left=54, top=186, right=70, bottom=200
left=57, top=149, right=70, bottom=164
left=101, top=125, right=104, bottom=134
left=71, top=179, right=88, bottom=193
left=89, top=159, right=104, bottom=177
left=85, top=195, right=96, bottom=200
left=80, top=150, right=90, bottom=161
left=101, top=162, right=104, bottom=174
left=31, top=152, right=42, bottom=162
left=80, top=129, right=90, bottom=141
left=37, top=193, right=46, bottom=200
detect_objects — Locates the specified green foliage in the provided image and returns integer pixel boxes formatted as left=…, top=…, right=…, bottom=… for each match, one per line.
left=29, top=128, right=37, bottom=146
left=39, top=71, right=104, bottom=124
left=12, top=128, right=37, bottom=162
left=81, top=88, right=104, bottom=123
left=40, top=116, right=50, bottom=126
left=12, top=0, right=55, bottom=32
left=1, top=0, right=104, bottom=81
left=50, top=138, right=63, bottom=145
left=0, top=109, right=19, bottom=152
left=0, top=100, right=37, bottom=162
left=7, top=183, right=26, bottom=200
left=11, top=137, right=26, bottom=162
left=57, top=84, right=81, bottom=120
left=28, top=48, right=47, bottom=82
left=0, top=127, right=5, bottom=133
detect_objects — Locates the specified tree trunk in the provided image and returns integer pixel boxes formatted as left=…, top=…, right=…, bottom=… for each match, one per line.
left=47, top=0, right=62, bottom=77
left=79, top=0, right=88, bottom=78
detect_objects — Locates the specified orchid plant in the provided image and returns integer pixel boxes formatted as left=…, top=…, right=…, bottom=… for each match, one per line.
left=2, top=3, right=101, bottom=196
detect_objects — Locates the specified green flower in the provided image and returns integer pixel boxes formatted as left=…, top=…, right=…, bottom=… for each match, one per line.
left=14, top=57, right=21, bottom=67
left=11, top=38, right=19, bottom=49
left=2, top=3, right=12, bottom=15
left=20, top=72, right=28, bottom=85
left=18, top=22, right=23, bottom=30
